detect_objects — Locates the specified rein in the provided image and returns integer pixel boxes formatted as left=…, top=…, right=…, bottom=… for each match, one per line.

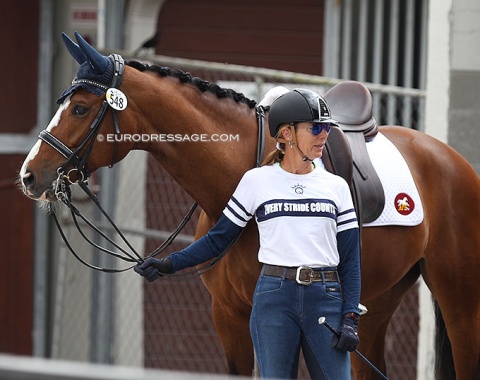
left=41, top=55, right=267, bottom=279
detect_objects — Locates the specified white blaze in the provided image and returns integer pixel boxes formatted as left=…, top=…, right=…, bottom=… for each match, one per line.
left=20, top=99, right=71, bottom=179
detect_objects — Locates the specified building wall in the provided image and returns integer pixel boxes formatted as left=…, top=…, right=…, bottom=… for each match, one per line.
left=0, top=0, right=39, bottom=355
left=154, top=0, right=325, bottom=76
left=1, top=1, right=39, bottom=134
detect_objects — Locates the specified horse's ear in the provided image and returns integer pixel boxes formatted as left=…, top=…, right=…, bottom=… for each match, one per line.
left=73, top=31, right=109, bottom=75
left=62, top=32, right=87, bottom=65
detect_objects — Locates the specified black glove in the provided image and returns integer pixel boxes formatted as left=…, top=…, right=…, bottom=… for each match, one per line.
left=134, top=257, right=174, bottom=282
left=334, top=313, right=360, bottom=352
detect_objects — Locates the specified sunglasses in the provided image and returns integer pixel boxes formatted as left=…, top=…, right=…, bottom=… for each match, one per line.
left=308, top=122, right=331, bottom=135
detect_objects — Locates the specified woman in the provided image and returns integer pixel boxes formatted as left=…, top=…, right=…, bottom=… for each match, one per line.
left=135, top=88, right=361, bottom=379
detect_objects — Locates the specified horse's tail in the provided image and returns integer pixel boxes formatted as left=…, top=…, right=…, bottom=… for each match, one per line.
left=434, top=300, right=456, bottom=380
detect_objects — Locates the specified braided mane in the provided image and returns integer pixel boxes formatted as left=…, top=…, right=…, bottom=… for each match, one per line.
left=127, top=61, right=257, bottom=109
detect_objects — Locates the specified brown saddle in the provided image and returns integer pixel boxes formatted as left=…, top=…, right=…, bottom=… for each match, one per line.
left=321, top=81, right=385, bottom=224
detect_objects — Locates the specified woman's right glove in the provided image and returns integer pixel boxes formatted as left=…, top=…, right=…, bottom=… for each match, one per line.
left=134, top=257, right=173, bottom=282
left=334, top=313, right=360, bottom=352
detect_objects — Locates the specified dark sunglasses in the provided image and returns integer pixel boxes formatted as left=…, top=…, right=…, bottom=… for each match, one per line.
left=309, top=122, right=331, bottom=135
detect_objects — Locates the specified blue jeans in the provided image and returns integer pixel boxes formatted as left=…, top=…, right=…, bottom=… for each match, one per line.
left=250, top=267, right=351, bottom=379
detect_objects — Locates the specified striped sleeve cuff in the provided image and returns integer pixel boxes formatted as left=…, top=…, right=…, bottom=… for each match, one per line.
left=222, top=196, right=253, bottom=227
left=337, top=207, right=358, bottom=232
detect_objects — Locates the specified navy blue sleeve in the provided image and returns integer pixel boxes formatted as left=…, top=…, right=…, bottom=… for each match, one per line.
left=336, top=228, right=361, bottom=315
left=168, top=214, right=244, bottom=272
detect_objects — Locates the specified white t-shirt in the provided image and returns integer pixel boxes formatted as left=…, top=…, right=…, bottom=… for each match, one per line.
left=223, top=163, right=358, bottom=267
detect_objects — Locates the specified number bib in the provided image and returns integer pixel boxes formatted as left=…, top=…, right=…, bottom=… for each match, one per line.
left=106, top=88, right=128, bottom=111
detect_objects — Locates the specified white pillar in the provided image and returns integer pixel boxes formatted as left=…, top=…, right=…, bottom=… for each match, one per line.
left=424, top=0, right=453, bottom=143
left=419, top=0, right=454, bottom=378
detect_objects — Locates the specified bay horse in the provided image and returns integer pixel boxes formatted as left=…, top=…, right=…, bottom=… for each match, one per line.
left=20, top=33, right=480, bottom=379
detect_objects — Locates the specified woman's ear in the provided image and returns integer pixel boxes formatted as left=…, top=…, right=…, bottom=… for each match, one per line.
left=281, top=125, right=293, bottom=141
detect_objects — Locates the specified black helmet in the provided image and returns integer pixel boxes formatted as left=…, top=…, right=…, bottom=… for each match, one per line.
left=267, top=88, right=336, bottom=137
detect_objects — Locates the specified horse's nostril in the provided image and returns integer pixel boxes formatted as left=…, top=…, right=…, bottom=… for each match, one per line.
left=22, top=171, right=35, bottom=189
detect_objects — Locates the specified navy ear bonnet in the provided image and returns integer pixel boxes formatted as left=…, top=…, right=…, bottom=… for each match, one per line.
left=56, top=32, right=114, bottom=104
left=56, top=61, right=114, bottom=104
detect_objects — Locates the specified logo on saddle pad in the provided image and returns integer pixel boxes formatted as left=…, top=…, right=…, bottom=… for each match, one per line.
left=394, top=193, right=415, bottom=215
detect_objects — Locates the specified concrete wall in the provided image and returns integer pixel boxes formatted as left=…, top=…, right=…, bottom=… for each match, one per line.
left=449, top=0, right=480, bottom=173
left=425, top=0, right=480, bottom=174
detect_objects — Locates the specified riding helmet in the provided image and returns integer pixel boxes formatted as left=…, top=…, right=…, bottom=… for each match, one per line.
left=268, top=88, right=337, bottom=137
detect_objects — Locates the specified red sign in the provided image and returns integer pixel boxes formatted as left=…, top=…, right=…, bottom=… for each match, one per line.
left=70, top=5, right=97, bottom=27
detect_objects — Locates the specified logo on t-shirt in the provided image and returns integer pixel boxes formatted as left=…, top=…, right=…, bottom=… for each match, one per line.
left=291, top=183, right=306, bottom=194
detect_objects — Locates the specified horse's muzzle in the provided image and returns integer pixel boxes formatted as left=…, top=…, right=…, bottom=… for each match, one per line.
left=20, top=170, right=58, bottom=201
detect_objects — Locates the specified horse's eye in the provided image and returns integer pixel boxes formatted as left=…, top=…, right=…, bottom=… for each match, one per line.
left=72, top=105, right=89, bottom=116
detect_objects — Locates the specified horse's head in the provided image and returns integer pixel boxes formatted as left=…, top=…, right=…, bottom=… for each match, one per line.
left=20, top=32, right=134, bottom=201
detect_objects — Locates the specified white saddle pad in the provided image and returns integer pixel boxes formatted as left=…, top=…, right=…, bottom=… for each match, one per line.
left=363, top=132, right=424, bottom=227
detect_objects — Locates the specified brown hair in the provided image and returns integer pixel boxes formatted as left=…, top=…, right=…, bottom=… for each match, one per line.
left=262, top=124, right=291, bottom=166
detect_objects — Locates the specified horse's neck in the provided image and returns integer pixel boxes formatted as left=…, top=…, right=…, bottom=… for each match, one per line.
left=132, top=74, right=259, bottom=218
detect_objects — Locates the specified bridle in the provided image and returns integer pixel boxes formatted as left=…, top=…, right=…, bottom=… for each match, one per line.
left=39, top=54, right=266, bottom=278
left=40, top=54, right=203, bottom=277
left=40, top=54, right=125, bottom=186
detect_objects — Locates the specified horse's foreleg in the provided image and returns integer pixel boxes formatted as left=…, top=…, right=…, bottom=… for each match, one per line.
left=353, top=264, right=420, bottom=380
left=352, top=308, right=388, bottom=380
left=196, top=212, right=259, bottom=376
left=210, top=298, right=255, bottom=376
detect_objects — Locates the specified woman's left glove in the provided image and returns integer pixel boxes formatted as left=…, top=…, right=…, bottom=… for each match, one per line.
left=134, top=257, right=174, bottom=282
left=334, top=313, right=360, bottom=352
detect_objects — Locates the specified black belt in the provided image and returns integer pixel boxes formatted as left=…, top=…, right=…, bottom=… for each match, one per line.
left=262, top=264, right=339, bottom=286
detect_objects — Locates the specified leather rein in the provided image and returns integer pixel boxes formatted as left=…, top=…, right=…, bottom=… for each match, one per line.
left=41, top=54, right=266, bottom=278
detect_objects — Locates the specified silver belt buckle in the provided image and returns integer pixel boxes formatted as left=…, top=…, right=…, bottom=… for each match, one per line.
left=296, top=266, right=313, bottom=285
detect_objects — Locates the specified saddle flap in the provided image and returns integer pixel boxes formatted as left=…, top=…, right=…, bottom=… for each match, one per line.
left=324, top=81, right=385, bottom=224
left=322, top=126, right=353, bottom=187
